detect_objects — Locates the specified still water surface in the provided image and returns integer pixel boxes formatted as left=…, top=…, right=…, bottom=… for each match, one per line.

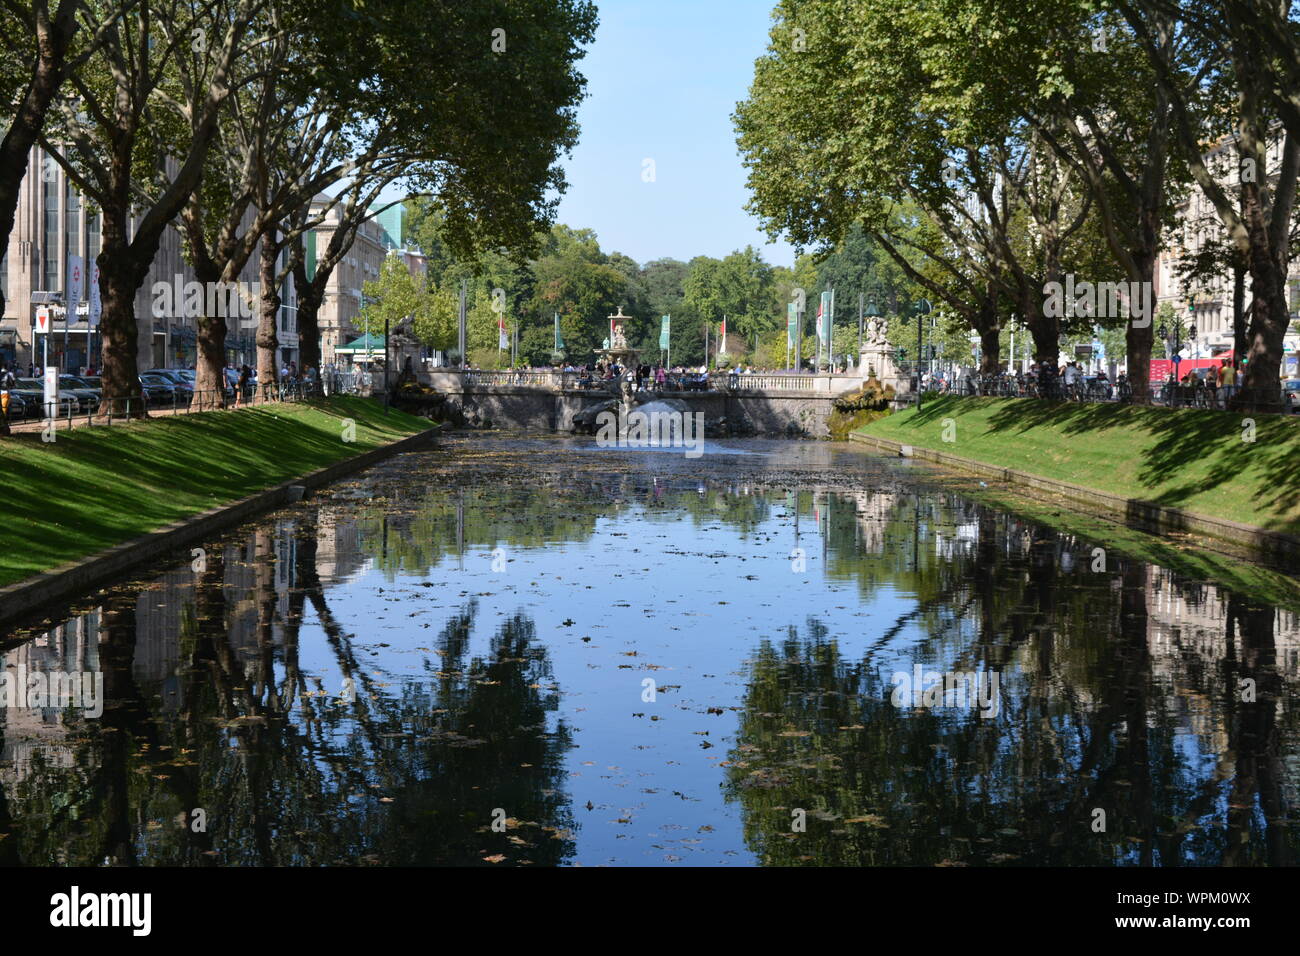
left=1, top=436, right=1297, bottom=866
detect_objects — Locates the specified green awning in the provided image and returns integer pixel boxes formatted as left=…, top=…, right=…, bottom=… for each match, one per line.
left=336, top=333, right=386, bottom=353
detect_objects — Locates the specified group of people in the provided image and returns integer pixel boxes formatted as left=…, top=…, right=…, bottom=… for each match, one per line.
left=569, top=362, right=712, bottom=392
left=1161, top=359, right=1237, bottom=406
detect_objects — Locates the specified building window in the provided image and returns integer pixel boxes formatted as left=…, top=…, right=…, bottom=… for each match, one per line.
left=43, top=169, right=59, bottom=291
left=65, top=180, right=80, bottom=303
left=87, top=208, right=100, bottom=270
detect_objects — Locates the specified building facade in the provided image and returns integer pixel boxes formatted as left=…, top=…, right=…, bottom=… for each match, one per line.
left=2, top=146, right=310, bottom=374
left=306, top=195, right=387, bottom=368
left=1153, top=131, right=1300, bottom=375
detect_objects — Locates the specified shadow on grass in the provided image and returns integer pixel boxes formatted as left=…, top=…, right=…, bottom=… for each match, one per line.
left=0, top=397, right=426, bottom=585
left=896, top=395, right=1300, bottom=540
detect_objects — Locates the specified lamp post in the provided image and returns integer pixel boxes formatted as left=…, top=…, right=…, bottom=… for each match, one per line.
left=904, top=298, right=932, bottom=411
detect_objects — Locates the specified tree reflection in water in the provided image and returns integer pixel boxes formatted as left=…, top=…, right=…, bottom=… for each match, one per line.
left=725, top=493, right=1299, bottom=866
left=1, top=452, right=1297, bottom=867
left=0, top=519, right=575, bottom=866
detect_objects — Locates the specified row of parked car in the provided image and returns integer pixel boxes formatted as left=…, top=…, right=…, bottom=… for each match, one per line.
left=1, top=367, right=254, bottom=420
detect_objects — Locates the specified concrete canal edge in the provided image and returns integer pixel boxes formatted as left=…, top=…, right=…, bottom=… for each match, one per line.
left=849, top=431, right=1300, bottom=567
left=0, top=424, right=446, bottom=629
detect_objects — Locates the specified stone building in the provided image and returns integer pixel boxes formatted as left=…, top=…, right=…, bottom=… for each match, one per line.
left=1, top=145, right=304, bottom=373
left=1153, top=129, right=1300, bottom=373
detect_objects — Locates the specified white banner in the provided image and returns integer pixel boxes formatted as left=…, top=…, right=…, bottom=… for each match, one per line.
left=67, top=254, right=83, bottom=307
left=88, top=262, right=101, bottom=328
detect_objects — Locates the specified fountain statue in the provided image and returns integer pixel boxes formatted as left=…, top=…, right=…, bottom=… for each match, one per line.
left=596, top=306, right=639, bottom=370
left=860, top=315, right=901, bottom=387
left=591, top=306, right=642, bottom=421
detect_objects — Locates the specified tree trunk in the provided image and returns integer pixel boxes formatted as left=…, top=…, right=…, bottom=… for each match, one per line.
left=1240, top=186, right=1288, bottom=410
left=1242, top=266, right=1287, bottom=411
left=977, top=325, right=1000, bottom=376
left=255, top=236, right=280, bottom=397
left=1232, top=263, right=1246, bottom=367
left=95, top=219, right=147, bottom=418
left=1124, top=255, right=1156, bottom=404
left=293, top=257, right=322, bottom=375
left=1023, top=288, right=1060, bottom=394
left=190, top=258, right=227, bottom=410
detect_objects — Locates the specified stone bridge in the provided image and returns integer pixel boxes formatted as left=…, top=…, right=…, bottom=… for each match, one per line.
left=415, top=369, right=877, bottom=438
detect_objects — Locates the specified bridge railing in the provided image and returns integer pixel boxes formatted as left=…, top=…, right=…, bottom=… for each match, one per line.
left=462, top=369, right=576, bottom=388
left=420, top=368, right=869, bottom=395
left=722, top=372, right=818, bottom=390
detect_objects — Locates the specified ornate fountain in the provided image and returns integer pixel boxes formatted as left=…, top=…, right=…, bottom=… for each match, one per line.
left=595, top=306, right=640, bottom=369
left=595, top=306, right=640, bottom=410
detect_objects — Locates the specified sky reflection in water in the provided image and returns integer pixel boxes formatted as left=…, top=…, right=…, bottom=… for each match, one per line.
left=1, top=436, right=1297, bottom=866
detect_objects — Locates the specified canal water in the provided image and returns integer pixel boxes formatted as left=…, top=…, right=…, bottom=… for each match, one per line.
left=1, top=435, right=1296, bottom=866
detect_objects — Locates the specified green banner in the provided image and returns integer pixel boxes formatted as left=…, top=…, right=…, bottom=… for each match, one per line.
left=554, top=313, right=564, bottom=350
left=659, top=314, right=670, bottom=349
left=787, top=302, right=797, bottom=348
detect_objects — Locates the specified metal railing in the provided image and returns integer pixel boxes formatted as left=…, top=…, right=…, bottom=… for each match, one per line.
left=935, top=374, right=1292, bottom=412
left=1, top=379, right=334, bottom=435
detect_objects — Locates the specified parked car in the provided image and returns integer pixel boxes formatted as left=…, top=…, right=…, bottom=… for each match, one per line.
left=14, top=377, right=81, bottom=414
left=59, top=375, right=100, bottom=410
left=143, top=368, right=189, bottom=388
left=1, top=391, right=32, bottom=420
left=138, top=374, right=176, bottom=405
left=1284, top=379, right=1300, bottom=414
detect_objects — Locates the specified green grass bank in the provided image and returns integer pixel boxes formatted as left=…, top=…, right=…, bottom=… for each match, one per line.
left=0, top=397, right=429, bottom=587
left=857, top=396, right=1300, bottom=535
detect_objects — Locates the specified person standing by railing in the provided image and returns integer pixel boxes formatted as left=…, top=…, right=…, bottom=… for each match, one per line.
left=1217, top=359, right=1236, bottom=407
left=0, top=362, right=13, bottom=435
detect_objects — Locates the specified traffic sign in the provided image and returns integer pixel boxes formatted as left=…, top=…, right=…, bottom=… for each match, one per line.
left=35, top=307, right=50, bottom=334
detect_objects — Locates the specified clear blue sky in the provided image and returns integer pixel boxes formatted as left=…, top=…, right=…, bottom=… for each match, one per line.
left=552, top=0, right=796, bottom=269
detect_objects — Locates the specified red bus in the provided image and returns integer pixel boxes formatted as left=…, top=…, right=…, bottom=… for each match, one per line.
left=1150, top=350, right=1236, bottom=382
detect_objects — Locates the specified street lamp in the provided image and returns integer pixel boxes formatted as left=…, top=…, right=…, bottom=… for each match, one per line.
left=903, top=298, right=932, bottom=411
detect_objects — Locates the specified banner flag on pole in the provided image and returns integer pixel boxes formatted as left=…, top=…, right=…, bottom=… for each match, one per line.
left=88, top=263, right=101, bottom=328
left=659, top=315, right=670, bottom=349
left=719, top=315, right=727, bottom=354
left=554, top=313, right=564, bottom=350
left=498, top=312, right=508, bottom=349
left=787, top=302, right=797, bottom=348
left=67, top=254, right=83, bottom=306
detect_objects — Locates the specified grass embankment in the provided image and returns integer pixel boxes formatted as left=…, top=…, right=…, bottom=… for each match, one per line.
left=0, top=397, right=430, bottom=587
left=858, top=396, right=1300, bottom=535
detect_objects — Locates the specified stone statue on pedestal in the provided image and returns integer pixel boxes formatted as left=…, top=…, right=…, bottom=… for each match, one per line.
left=859, top=318, right=902, bottom=390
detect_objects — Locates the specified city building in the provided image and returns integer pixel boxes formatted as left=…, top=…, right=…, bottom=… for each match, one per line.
left=1154, top=130, right=1300, bottom=375
left=2, top=146, right=314, bottom=373
left=305, top=194, right=387, bottom=368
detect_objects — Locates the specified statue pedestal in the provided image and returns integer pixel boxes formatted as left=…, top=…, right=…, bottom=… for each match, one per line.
left=859, top=345, right=904, bottom=391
